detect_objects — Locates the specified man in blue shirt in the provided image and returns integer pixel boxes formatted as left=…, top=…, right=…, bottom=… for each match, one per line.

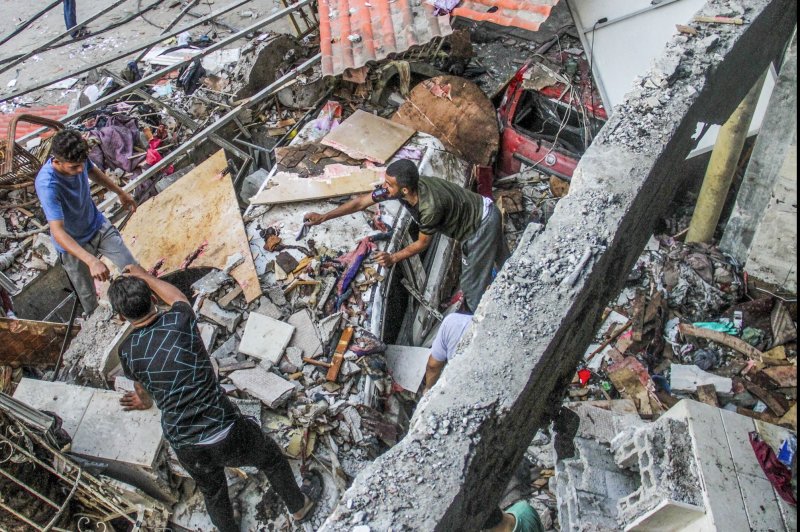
left=35, top=129, right=138, bottom=315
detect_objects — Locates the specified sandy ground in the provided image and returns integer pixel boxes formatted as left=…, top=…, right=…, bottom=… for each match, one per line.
left=0, top=0, right=298, bottom=108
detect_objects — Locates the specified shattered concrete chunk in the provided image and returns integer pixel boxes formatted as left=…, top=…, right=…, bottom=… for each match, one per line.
left=228, top=366, right=295, bottom=409
left=287, top=308, right=324, bottom=358
left=199, top=299, right=242, bottom=333
left=211, top=335, right=239, bottom=359
left=670, top=364, right=733, bottom=395
left=239, top=312, right=295, bottom=365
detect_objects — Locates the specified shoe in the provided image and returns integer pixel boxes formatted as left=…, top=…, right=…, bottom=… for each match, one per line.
left=293, top=471, right=323, bottom=523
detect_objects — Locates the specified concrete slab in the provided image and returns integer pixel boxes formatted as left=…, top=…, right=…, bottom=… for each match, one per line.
left=200, top=299, right=242, bottom=332
left=13, top=378, right=163, bottom=469
left=228, top=366, right=295, bottom=408
left=625, top=500, right=705, bottom=532
left=13, top=378, right=93, bottom=437
left=385, top=345, right=430, bottom=392
left=670, top=364, right=733, bottom=395
left=238, top=312, right=295, bottom=365
left=71, top=389, right=163, bottom=468
left=287, top=308, right=324, bottom=358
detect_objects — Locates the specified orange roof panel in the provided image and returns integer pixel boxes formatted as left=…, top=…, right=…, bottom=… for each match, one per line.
left=319, top=0, right=453, bottom=77
left=453, top=0, right=559, bottom=33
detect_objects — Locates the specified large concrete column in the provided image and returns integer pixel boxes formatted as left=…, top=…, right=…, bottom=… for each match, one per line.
left=720, top=36, right=797, bottom=283
left=320, top=2, right=797, bottom=530
left=686, top=72, right=767, bottom=243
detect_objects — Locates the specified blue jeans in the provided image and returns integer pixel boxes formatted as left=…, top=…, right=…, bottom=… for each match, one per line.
left=63, top=0, right=77, bottom=33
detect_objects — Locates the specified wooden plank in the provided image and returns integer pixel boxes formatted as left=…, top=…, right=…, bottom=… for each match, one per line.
left=743, top=380, right=787, bottom=417
left=695, top=384, right=719, bottom=407
left=321, top=110, right=415, bottom=164
left=630, top=291, right=646, bottom=342
left=250, top=168, right=382, bottom=205
left=119, top=150, right=261, bottom=302
left=761, top=365, right=797, bottom=388
left=327, top=327, right=354, bottom=382
left=679, top=323, right=764, bottom=360
left=0, top=318, right=79, bottom=367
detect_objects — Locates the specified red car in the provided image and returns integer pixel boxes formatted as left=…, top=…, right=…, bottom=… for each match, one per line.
left=496, top=60, right=608, bottom=180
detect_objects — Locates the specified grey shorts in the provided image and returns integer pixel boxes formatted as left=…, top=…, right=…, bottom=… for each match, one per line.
left=60, top=221, right=137, bottom=315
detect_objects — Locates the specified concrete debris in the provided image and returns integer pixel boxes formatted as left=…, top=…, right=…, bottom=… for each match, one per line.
left=228, top=366, right=295, bottom=409
left=238, top=312, right=295, bottom=365
left=199, top=299, right=242, bottom=333
left=0, top=1, right=796, bottom=531
left=670, top=363, right=733, bottom=395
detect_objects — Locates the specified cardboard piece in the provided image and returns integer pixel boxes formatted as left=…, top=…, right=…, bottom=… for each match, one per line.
left=321, top=110, right=415, bottom=163
left=120, top=150, right=261, bottom=302
left=385, top=344, right=430, bottom=392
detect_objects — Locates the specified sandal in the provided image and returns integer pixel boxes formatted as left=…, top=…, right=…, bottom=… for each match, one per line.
left=293, top=471, right=323, bottom=523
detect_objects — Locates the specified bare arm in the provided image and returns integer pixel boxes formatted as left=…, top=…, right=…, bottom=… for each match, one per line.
left=50, top=220, right=111, bottom=281
left=304, top=193, right=375, bottom=225
left=120, top=381, right=153, bottom=411
left=424, top=355, right=447, bottom=393
left=375, top=232, right=433, bottom=267
left=89, top=165, right=137, bottom=213
left=125, top=264, right=189, bottom=307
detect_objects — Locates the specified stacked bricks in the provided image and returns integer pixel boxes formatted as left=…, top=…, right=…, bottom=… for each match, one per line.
left=0, top=105, right=69, bottom=140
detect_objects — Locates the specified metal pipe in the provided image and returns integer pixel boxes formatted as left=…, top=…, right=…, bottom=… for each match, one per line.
left=0, top=467, right=61, bottom=508
left=17, top=0, right=314, bottom=143
left=97, top=53, right=322, bottom=212
left=0, top=0, right=62, bottom=48
left=1, top=0, right=254, bottom=103
left=134, top=0, right=202, bottom=63
left=686, top=71, right=767, bottom=243
left=0, top=0, right=154, bottom=74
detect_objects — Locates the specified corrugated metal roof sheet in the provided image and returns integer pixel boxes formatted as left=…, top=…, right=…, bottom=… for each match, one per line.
left=453, top=0, right=559, bottom=33
left=319, top=0, right=453, bottom=77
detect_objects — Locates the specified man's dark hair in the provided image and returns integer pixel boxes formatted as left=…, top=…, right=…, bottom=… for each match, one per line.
left=50, top=129, right=88, bottom=163
left=386, top=159, right=419, bottom=191
left=108, top=276, right=154, bottom=320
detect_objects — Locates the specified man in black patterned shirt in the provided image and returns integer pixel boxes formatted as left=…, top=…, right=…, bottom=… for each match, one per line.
left=109, top=265, right=317, bottom=531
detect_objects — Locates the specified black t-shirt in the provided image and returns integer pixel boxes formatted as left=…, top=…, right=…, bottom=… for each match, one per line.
left=119, top=301, right=239, bottom=448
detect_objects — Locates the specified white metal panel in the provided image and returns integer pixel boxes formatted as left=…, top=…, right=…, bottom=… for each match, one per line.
left=567, top=0, right=777, bottom=156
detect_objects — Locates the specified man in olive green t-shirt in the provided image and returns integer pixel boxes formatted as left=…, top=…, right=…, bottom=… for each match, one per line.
left=304, top=159, right=509, bottom=312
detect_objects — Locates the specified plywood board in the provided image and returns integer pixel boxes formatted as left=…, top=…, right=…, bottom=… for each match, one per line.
left=0, top=318, right=79, bottom=367
left=385, top=345, right=430, bottom=392
left=120, top=150, right=261, bottom=302
left=321, top=110, right=415, bottom=164
left=250, top=168, right=382, bottom=205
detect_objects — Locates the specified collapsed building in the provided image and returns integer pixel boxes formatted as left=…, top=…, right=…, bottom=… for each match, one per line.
left=0, top=0, right=796, bottom=530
